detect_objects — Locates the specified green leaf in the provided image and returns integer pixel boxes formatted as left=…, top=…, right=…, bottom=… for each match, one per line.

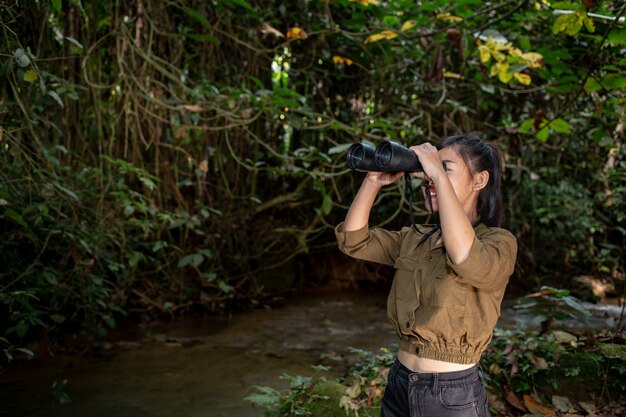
left=223, top=0, right=257, bottom=14
left=184, top=7, right=211, bottom=28
left=48, top=91, right=64, bottom=108
left=65, top=36, right=83, bottom=49
left=178, top=253, right=204, bottom=268
left=124, top=205, right=135, bottom=217
left=50, top=314, right=66, bottom=323
left=561, top=296, right=592, bottom=317
left=550, top=118, right=571, bottom=134
left=102, top=315, right=116, bottom=328
left=551, top=2, right=578, bottom=10
left=583, top=77, right=602, bottom=92
left=519, top=119, right=534, bottom=133
left=218, top=281, right=234, bottom=294
left=608, top=27, right=626, bottom=45
left=51, top=181, right=79, bottom=201
left=322, top=194, right=333, bottom=215
left=3, top=209, right=28, bottom=227
left=16, top=320, right=29, bottom=338
left=383, top=16, right=399, bottom=27
left=327, top=143, right=353, bottom=155
left=51, top=0, right=62, bottom=13
left=249, top=76, right=265, bottom=89
left=536, top=126, right=550, bottom=142
left=15, top=347, right=35, bottom=356
left=601, top=73, right=626, bottom=90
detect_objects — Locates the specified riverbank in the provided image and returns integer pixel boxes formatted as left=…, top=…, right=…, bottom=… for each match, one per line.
left=1, top=290, right=624, bottom=417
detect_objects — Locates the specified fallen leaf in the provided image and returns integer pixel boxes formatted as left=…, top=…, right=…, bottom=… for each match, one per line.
left=504, top=385, right=526, bottom=412
left=528, top=353, right=549, bottom=369
left=552, top=395, right=575, bottom=413
left=524, top=394, right=557, bottom=417
left=578, top=400, right=596, bottom=414
left=552, top=330, right=577, bottom=344
left=486, top=390, right=508, bottom=414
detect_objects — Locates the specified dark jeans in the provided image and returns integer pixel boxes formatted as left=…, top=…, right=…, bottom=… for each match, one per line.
left=381, top=358, right=489, bottom=417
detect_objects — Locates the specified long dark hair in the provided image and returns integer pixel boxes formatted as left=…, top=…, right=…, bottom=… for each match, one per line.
left=438, top=132, right=503, bottom=227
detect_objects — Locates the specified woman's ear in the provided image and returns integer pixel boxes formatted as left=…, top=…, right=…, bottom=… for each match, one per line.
left=473, top=170, right=489, bottom=191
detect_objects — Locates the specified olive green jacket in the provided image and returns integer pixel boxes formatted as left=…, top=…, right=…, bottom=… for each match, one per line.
left=335, top=222, right=517, bottom=364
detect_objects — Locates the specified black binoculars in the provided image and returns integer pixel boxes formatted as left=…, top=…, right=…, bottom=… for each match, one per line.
left=345, top=141, right=423, bottom=173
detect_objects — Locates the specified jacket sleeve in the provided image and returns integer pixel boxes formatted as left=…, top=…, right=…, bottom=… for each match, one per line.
left=335, top=222, right=406, bottom=266
left=446, top=228, right=517, bottom=290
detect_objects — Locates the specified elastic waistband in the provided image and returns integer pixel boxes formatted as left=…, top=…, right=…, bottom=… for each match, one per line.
left=399, top=336, right=482, bottom=364
left=392, top=358, right=481, bottom=386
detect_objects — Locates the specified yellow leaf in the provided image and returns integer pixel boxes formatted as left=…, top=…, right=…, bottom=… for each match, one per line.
left=490, top=62, right=504, bottom=77
left=478, top=45, right=491, bottom=63
left=508, top=47, right=523, bottom=58
left=23, top=68, right=38, bottom=83
left=286, top=27, right=308, bottom=40
left=332, top=55, right=353, bottom=65
left=522, top=52, right=543, bottom=68
left=499, top=70, right=513, bottom=84
left=494, top=62, right=513, bottom=83
left=486, top=36, right=510, bottom=51
left=435, top=13, right=463, bottom=22
left=401, top=20, right=416, bottom=32
left=364, top=30, right=398, bottom=45
left=350, top=0, right=379, bottom=5
left=513, top=72, right=531, bottom=85
left=443, top=71, right=462, bottom=79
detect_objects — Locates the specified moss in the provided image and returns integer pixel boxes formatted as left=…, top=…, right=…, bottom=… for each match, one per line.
left=308, top=380, right=347, bottom=417
left=598, top=343, right=626, bottom=358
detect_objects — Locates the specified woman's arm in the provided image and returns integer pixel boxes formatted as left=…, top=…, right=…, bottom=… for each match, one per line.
left=410, top=143, right=476, bottom=264
left=344, top=171, right=403, bottom=231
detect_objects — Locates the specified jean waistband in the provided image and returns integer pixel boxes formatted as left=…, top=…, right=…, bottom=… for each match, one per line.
left=392, top=358, right=481, bottom=386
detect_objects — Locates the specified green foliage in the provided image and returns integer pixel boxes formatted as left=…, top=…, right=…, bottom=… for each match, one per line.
left=246, top=349, right=393, bottom=417
left=482, top=327, right=626, bottom=399
left=514, top=286, right=592, bottom=325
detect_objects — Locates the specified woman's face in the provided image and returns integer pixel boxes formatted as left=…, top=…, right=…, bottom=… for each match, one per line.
left=421, top=146, right=481, bottom=218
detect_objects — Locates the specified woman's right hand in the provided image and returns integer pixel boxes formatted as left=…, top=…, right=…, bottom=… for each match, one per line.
left=365, top=171, right=404, bottom=188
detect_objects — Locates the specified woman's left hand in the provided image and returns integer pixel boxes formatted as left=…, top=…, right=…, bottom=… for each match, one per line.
left=409, top=143, right=446, bottom=181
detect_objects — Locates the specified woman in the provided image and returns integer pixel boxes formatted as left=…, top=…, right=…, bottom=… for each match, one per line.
left=336, top=133, right=517, bottom=417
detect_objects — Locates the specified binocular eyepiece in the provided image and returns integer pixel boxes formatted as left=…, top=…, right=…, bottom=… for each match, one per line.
left=346, top=141, right=423, bottom=173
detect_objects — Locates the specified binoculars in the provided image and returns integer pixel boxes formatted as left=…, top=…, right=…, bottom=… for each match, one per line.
left=345, top=141, right=423, bottom=173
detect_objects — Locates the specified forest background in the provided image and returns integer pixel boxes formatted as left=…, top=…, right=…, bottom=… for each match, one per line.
left=0, top=0, right=625, bottom=370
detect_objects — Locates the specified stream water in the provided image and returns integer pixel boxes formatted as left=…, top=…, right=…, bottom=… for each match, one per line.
left=1, top=290, right=623, bottom=417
